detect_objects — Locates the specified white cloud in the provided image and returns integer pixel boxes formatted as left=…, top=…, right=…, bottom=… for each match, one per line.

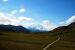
left=10, top=10, right=17, bottom=14
left=3, top=0, right=8, bottom=2
left=66, top=15, right=75, bottom=24
left=60, top=15, right=75, bottom=26
left=0, top=12, right=5, bottom=16
left=7, top=10, right=17, bottom=16
left=21, top=23, right=35, bottom=28
left=7, top=8, right=26, bottom=16
left=41, top=20, right=56, bottom=31
left=17, top=16, right=33, bottom=26
left=0, top=12, right=57, bottom=31
left=18, top=16, right=32, bottom=22
left=0, top=12, right=12, bottom=25
left=0, top=12, right=33, bottom=26
left=19, top=8, right=25, bottom=13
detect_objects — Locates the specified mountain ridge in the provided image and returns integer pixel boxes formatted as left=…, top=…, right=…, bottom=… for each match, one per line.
left=0, top=24, right=31, bottom=32
left=51, top=22, right=75, bottom=33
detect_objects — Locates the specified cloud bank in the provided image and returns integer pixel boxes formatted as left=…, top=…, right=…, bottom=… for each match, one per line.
left=66, top=15, right=75, bottom=24
left=60, top=15, right=75, bottom=26
left=41, top=20, right=56, bottom=31
left=0, top=12, right=33, bottom=26
left=0, top=12, right=56, bottom=31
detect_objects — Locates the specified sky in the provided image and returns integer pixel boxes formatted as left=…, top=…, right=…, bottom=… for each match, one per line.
left=0, top=0, right=75, bottom=31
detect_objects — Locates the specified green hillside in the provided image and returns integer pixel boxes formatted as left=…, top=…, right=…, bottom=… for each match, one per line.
left=0, top=31, right=75, bottom=50
left=0, top=31, right=58, bottom=50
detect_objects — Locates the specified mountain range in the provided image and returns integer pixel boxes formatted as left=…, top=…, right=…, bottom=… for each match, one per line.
left=0, top=24, right=31, bottom=32
left=0, top=22, right=75, bottom=32
left=0, top=24, right=47, bottom=32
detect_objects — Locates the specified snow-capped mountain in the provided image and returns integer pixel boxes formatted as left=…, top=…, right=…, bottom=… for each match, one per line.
left=27, top=24, right=49, bottom=32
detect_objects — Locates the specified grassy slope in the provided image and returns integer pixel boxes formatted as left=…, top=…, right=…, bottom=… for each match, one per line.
left=0, top=31, right=57, bottom=50
left=47, top=32, right=75, bottom=50
left=0, top=31, right=75, bottom=50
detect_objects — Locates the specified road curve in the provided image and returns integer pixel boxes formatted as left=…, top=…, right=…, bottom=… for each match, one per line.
left=43, top=35, right=60, bottom=50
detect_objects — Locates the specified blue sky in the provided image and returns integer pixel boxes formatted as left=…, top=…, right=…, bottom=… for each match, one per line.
left=0, top=0, right=75, bottom=30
